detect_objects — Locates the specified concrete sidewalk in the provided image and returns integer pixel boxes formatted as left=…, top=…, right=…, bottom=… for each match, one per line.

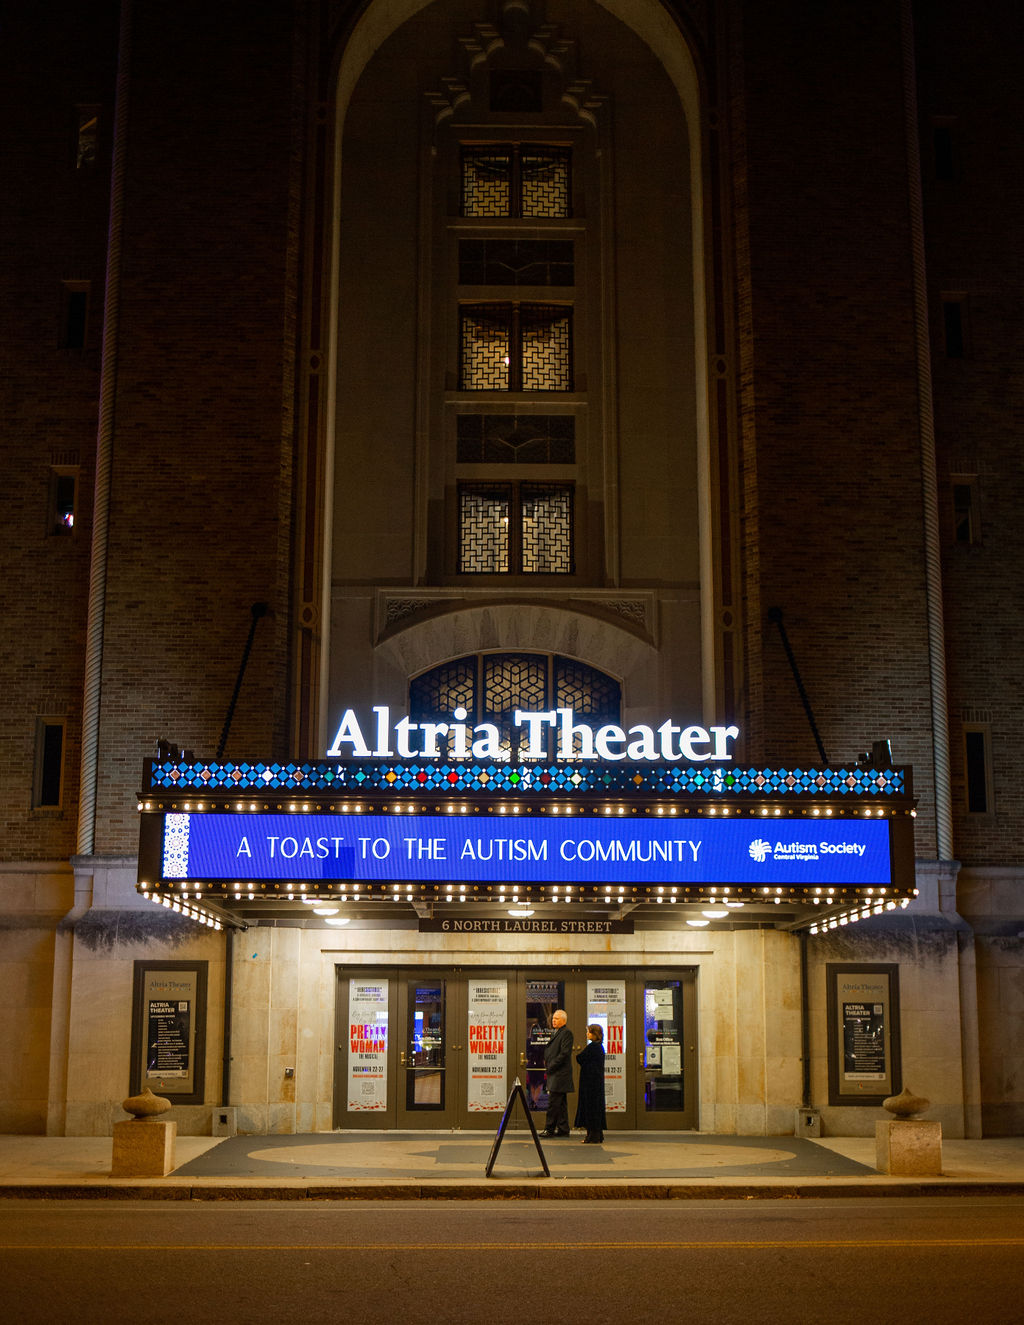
left=2, top=1131, right=1024, bottom=1200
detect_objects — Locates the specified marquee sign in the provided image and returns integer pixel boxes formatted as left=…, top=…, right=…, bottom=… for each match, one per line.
left=154, top=810, right=893, bottom=888
left=326, top=706, right=740, bottom=764
left=137, top=742, right=917, bottom=931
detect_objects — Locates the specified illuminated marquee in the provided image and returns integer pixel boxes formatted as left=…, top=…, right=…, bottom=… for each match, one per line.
left=157, top=811, right=893, bottom=888
left=326, top=706, right=740, bottom=764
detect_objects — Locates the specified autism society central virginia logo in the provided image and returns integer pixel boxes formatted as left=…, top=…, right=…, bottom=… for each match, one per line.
left=748, top=838, right=772, bottom=862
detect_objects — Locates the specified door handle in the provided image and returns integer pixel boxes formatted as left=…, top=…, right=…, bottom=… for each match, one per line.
left=400, top=1051, right=406, bottom=1066
left=519, top=1052, right=526, bottom=1067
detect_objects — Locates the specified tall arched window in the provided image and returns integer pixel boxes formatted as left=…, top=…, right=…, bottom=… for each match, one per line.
left=410, top=653, right=620, bottom=762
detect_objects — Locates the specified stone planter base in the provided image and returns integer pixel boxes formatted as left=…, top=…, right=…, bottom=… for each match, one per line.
left=111, top=1119, right=177, bottom=1177
left=875, top=1118, right=942, bottom=1176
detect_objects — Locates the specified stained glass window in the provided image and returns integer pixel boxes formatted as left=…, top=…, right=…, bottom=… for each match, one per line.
left=521, top=484, right=573, bottom=573
left=459, top=485, right=511, bottom=573
left=459, top=239, right=574, bottom=287
left=410, top=654, right=621, bottom=762
left=458, top=482, right=573, bottom=574
left=456, top=415, right=575, bottom=464
left=462, top=146, right=571, bottom=219
left=460, top=304, right=572, bottom=391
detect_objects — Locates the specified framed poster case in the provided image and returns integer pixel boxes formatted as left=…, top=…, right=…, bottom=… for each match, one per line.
left=130, top=960, right=208, bottom=1103
left=826, top=963, right=901, bottom=1107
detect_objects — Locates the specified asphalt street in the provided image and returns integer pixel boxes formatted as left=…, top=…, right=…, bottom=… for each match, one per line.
left=2, top=1196, right=1023, bottom=1324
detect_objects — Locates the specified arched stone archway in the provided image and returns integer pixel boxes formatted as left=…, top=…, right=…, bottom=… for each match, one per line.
left=319, top=0, right=716, bottom=744
left=376, top=602, right=659, bottom=707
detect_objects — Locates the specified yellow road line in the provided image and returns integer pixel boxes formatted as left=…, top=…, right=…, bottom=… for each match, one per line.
left=3, top=1239, right=1024, bottom=1251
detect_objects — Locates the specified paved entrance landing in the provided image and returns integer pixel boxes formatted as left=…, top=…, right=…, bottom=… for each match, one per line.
left=172, top=1132, right=875, bottom=1181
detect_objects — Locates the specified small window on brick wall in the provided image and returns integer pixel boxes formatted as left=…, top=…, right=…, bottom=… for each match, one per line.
left=75, top=105, right=100, bottom=169
left=34, top=718, right=66, bottom=809
left=460, top=303, right=572, bottom=391
left=459, top=482, right=574, bottom=574
left=942, top=296, right=968, bottom=358
left=963, top=725, right=993, bottom=814
left=60, top=280, right=91, bottom=349
left=952, top=477, right=980, bottom=545
left=49, top=466, right=79, bottom=535
left=932, top=121, right=956, bottom=180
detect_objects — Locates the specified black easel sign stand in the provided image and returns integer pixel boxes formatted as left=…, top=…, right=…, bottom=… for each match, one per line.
left=484, top=1077, right=551, bottom=1178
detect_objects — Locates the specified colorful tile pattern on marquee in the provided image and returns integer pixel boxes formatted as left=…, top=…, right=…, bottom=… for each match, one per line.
left=143, top=760, right=908, bottom=798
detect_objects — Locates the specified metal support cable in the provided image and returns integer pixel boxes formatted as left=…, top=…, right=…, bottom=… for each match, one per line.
left=766, top=607, right=828, bottom=767
left=77, top=0, right=132, bottom=855
left=216, top=603, right=269, bottom=761
left=901, top=0, right=954, bottom=860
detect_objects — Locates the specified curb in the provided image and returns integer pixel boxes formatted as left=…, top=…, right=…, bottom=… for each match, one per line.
left=3, top=1180, right=1024, bottom=1201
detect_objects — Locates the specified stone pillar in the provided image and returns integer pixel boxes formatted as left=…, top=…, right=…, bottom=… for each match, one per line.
left=111, top=1087, right=176, bottom=1176
left=875, top=1086, right=942, bottom=1174
left=111, top=1118, right=177, bottom=1176
left=875, top=1118, right=942, bottom=1175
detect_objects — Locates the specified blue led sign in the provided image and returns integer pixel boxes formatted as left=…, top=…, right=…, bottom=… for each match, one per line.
left=161, top=813, right=892, bottom=887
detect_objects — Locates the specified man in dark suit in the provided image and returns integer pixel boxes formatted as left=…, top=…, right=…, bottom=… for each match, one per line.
left=541, top=1009, right=574, bottom=1136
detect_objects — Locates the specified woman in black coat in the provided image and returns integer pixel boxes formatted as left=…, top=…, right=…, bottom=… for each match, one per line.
left=574, top=1024, right=607, bottom=1143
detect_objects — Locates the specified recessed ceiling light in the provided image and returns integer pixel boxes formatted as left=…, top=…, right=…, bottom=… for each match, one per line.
left=313, top=906, right=339, bottom=916
left=507, top=907, right=534, bottom=918
left=686, top=918, right=710, bottom=927
left=702, top=908, right=729, bottom=919
left=324, top=917, right=350, bottom=926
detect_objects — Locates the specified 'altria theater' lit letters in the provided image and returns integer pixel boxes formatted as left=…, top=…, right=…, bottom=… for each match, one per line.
left=326, top=707, right=741, bottom=764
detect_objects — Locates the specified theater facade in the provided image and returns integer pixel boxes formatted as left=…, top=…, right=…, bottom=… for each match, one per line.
left=134, top=723, right=920, bottom=1135
left=3, top=0, right=1021, bottom=1141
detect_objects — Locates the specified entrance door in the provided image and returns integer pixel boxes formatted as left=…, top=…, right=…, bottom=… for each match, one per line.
left=334, top=966, right=697, bottom=1131
left=333, top=970, right=464, bottom=1129
left=396, top=975, right=458, bottom=1128
left=516, top=973, right=570, bottom=1129
left=632, top=972, right=697, bottom=1130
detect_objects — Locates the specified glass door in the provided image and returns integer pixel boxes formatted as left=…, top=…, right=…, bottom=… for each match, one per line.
left=333, top=969, right=463, bottom=1129
left=334, top=966, right=697, bottom=1132
left=465, top=974, right=510, bottom=1123
left=519, top=975, right=567, bottom=1126
left=397, top=976, right=460, bottom=1128
left=334, top=971, right=392, bottom=1127
left=633, top=973, right=697, bottom=1129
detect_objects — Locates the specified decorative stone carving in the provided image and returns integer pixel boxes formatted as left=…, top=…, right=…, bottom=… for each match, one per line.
left=882, top=1086, right=930, bottom=1118
left=603, top=599, right=649, bottom=629
left=384, top=598, right=439, bottom=628
left=121, top=1086, right=172, bottom=1119
left=426, top=2, right=606, bottom=129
